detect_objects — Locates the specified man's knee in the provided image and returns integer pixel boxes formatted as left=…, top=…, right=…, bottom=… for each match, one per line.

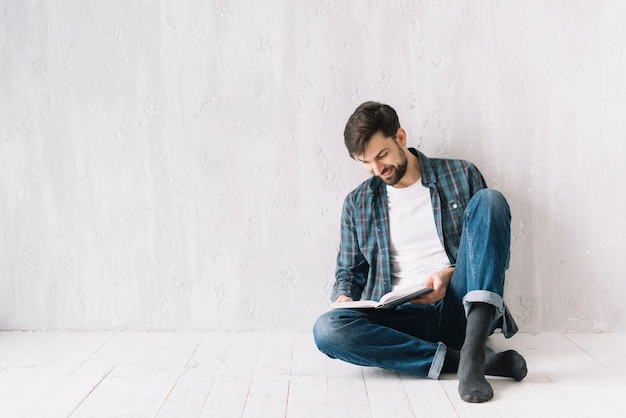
left=313, top=310, right=356, bottom=357
left=468, top=189, right=510, bottom=219
left=313, top=312, right=337, bottom=356
left=472, top=188, right=507, bottom=206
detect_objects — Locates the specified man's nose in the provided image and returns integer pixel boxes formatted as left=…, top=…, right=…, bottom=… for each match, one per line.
left=371, top=161, right=384, bottom=176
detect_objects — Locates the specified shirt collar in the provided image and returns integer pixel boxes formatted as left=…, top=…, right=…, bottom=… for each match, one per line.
left=408, top=148, right=437, bottom=186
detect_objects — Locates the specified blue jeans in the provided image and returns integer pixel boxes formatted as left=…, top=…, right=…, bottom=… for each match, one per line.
left=313, top=189, right=518, bottom=379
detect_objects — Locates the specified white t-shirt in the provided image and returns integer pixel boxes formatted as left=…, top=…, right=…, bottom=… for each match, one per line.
left=386, top=181, right=451, bottom=291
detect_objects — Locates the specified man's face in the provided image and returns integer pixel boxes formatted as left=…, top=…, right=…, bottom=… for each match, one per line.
left=356, top=131, right=408, bottom=186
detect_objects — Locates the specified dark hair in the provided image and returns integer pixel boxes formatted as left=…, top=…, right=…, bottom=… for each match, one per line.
left=343, top=101, right=401, bottom=158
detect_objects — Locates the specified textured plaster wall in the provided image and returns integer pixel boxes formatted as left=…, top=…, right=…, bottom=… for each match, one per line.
left=1, top=1, right=625, bottom=332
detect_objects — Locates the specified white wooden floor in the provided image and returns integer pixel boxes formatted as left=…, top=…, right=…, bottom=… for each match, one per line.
left=0, top=331, right=624, bottom=418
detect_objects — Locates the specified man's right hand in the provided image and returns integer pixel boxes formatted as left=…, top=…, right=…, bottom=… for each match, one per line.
left=334, top=295, right=354, bottom=303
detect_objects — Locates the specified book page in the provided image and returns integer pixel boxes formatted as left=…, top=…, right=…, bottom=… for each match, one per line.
left=328, top=300, right=379, bottom=310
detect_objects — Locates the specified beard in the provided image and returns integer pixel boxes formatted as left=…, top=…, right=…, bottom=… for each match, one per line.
left=379, top=153, right=408, bottom=186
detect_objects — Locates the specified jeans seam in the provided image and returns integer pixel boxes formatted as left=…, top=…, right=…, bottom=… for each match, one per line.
left=465, top=209, right=476, bottom=286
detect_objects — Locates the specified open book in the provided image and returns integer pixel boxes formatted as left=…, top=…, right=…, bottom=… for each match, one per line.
left=329, top=282, right=434, bottom=310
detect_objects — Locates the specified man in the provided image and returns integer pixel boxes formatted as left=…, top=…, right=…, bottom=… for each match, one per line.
left=313, top=101, right=527, bottom=403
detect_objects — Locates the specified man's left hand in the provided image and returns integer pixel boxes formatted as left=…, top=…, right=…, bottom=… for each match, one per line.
left=410, top=266, right=455, bottom=305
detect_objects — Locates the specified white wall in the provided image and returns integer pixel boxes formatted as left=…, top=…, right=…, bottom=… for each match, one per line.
left=1, top=1, right=625, bottom=332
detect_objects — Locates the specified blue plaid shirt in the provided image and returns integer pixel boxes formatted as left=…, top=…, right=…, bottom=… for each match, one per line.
left=332, top=149, right=488, bottom=302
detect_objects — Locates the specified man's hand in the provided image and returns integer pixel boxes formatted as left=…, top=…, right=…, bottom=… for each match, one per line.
left=411, top=266, right=455, bottom=305
left=334, top=295, right=354, bottom=303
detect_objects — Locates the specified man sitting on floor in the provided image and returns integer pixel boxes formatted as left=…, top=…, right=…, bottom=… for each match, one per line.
left=313, top=101, right=527, bottom=403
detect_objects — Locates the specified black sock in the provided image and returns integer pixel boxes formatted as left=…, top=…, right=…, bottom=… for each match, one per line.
left=484, top=350, right=527, bottom=381
left=443, top=346, right=527, bottom=380
left=458, top=302, right=494, bottom=403
left=442, top=347, right=460, bottom=373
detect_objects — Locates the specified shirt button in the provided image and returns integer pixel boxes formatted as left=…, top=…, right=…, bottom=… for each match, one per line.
left=452, top=203, right=458, bottom=209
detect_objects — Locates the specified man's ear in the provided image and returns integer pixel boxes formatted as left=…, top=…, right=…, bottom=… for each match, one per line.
left=395, top=128, right=407, bottom=147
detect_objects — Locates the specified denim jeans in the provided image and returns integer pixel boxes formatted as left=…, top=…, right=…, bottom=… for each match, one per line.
left=313, top=189, right=517, bottom=379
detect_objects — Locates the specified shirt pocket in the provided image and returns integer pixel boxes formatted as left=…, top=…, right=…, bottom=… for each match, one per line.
left=441, top=199, right=465, bottom=236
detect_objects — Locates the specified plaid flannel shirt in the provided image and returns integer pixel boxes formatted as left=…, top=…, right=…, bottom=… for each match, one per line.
left=332, top=149, right=488, bottom=302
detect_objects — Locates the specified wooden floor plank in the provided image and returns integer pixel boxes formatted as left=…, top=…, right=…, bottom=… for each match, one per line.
left=566, top=333, right=626, bottom=371
left=487, top=332, right=624, bottom=417
left=0, top=332, right=114, bottom=417
left=324, top=360, right=372, bottom=417
left=0, top=331, right=625, bottom=418
left=198, top=332, right=265, bottom=418
left=68, top=332, right=195, bottom=417
left=27, top=364, right=114, bottom=418
left=362, top=368, right=416, bottom=418
left=0, top=332, right=50, bottom=369
left=401, top=374, right=460, bottom=418
left=112, top=333, right=204, bottom=417
left=285, top=332, right=329, bottom=417
left=155, top=332, right=233, bottom=418
left=0, top=332, right=83, bottom=398
left=242, top=332, right=294, bottom=418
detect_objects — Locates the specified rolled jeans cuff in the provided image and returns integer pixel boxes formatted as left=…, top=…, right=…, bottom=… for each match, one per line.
left=462, top=290, right=505, bottom=318
left=462, top=290, right=519, bottom=338
left=427, top=342, right=447, bottom=380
